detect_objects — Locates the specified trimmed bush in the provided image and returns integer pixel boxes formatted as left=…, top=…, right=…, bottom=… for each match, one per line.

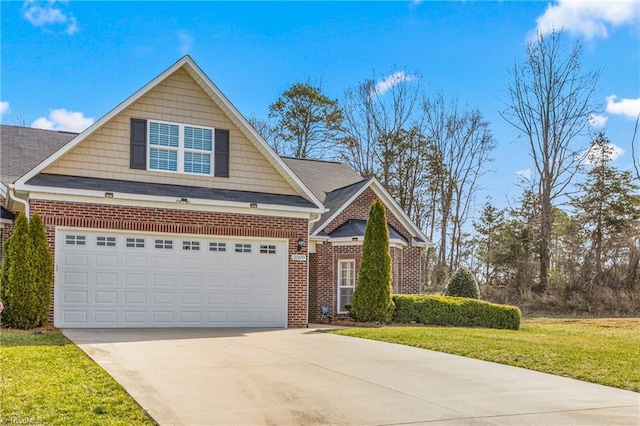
left=444, top=267, right=480, bottom=299
left=392, top=294, right=521, bottom=330
left=351, top=199, right=395, bottom=323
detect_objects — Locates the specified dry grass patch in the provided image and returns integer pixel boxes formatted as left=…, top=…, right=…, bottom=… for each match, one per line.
left=328, top=317, right=640, bottom=392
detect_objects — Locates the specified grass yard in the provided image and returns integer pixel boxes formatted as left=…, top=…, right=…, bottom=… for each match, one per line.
left=328, top=317, right=640, bottom=392
left=0, top=331, right=155, bottom=425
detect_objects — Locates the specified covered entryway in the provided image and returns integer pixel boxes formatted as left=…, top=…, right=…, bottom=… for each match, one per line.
left=54, top=228, right=288, bottom=327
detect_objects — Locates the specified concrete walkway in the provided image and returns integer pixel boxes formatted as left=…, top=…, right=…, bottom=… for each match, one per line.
left=64, top=327, right=639, bottom=425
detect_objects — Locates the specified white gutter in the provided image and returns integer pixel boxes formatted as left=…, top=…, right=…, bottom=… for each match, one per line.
left=8, top=186, right=29, bottom=217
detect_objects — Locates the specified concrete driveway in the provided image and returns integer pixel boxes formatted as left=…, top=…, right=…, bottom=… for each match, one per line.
left=64, top=327, right=639, bottom=425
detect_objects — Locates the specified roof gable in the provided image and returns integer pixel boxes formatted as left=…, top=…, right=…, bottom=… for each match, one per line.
left=14, top=56, right=323, bottom=210
left=311, top=177, right=430, bottom=246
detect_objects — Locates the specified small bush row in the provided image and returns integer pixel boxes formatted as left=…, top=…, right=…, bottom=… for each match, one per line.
left=392, top=294, right=521, bottom=330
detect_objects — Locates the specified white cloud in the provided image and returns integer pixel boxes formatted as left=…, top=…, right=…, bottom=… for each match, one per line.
left=606, top=95, right=640, bottom=119
left=588, top=113, right=607, bottom=127
left=22, top=0, right=79, bottom=35
left=31, top=108, right=93, bottom=132
left=0, top=101, right=9, bottom=115
left=584, top=142, right=624, bottom=166
left=535, top=0, right=640, bottom=40
left=374, top=71, right=416, bottom=95
left=177, top=30, right=194, bottom=55
left=516, top=168, right=532, bottom=181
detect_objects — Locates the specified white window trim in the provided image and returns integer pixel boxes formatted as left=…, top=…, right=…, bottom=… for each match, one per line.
left=337, top=259, right=356, bottom=314
left=147, top=119, right=214, bottom=176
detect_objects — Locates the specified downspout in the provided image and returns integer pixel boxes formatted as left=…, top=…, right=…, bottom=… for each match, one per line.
left=8, top=186, right=29, bottom=218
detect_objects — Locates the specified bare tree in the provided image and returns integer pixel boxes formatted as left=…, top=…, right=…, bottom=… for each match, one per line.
left=246, top=115, right=282, bottom=154
left=632, top=113, right=639, bottom=181
left=423, top=94, right=495, bottom=271
left=339, top=70, right=420, bottom=179
left=501, top=29, right=600, bottom=293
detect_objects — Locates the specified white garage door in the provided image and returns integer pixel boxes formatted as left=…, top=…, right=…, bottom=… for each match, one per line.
left=54, top=229, right=288, bottom=328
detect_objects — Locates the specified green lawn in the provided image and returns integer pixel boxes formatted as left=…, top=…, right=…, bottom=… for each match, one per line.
left=328, top=318, right=640, bottom=392
left=0, top=331, right=155, bottom=425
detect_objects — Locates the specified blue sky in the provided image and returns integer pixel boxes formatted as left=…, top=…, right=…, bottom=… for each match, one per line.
left=1, top=1, right=639, bottom=209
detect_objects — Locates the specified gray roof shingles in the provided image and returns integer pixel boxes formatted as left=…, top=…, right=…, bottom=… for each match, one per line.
left=1, top=125, right=77, bottom=183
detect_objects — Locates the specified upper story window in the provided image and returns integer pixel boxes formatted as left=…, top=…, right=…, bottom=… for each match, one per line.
left=148, top=120, right=213, bottom=175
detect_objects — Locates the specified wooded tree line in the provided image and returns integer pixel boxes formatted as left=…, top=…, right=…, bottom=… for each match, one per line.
left=250, top=30, right=640, bottom=315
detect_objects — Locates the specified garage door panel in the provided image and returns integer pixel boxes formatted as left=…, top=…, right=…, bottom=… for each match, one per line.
left=124, top=311, right=146, bottom=324
left=95, top=291, right=118, bottom=304
left=152, top=311, right=175, bottom=324
left=153, top=274, right=176, bottom=287
left=64, top=290, right=88, bottom=304
left=182, top=275, right=202, bottom=287
left=153, top=292, right=175, bottom=304
left=94, top=311, right=117, bottom=325
left=181, top=311, right=202, bottom=324
left=125, top=273, right=147, bottom=286
left=181, top=258, right=203, bottom=270
left=95, top=272, right=118, bottom=286
left=63, top=253, right=88, bottom=267
left=181, top=293, right=201, bottom=304
left=94, top=254, right=118, bottom=268
left=63, top=271, right=88, bottom=285
left=125, top=291, right=146, bottom=304
left=153, top=256, right=176, bottom=269
left=208, top=293, right=228, bottom=305
left=56, top=230, right=288, bottom=328
left=125, top=255, right=148, bottom=268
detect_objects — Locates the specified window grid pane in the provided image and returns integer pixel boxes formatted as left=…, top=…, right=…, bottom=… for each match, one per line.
left=97, top=236, right=116, bottom=247
left=184, top=152, right=211, bottom=174
left=182, top=241, right=200, bottom=251
left=338, top=260, right=355, bottom=312
left=155, top=239, right=173, bottom=249
left=235, top=243, right=251, bottom=253
left=150, top=148, right=177, bottom=171
left=184, top=126, right=212, bottom=151
left=209, top=242, right=226, bottom=252
left=126, top=238, right=145, bottom=248
left=149, top=122, right=179, bottom=147
left=260, top=244, right=276, bottom=254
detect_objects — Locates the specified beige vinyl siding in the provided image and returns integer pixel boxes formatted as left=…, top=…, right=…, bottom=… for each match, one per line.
left=44, top=67, right=296, bottom=196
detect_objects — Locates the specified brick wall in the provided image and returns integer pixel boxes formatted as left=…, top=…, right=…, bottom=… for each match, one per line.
left=309, top=188, right=424, bottom=322
left=30, top=199, right=309, bottom=327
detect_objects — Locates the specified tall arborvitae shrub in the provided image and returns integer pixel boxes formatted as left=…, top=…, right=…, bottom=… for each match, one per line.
left=0, top=212, right=38, bottom=329
left=29, top=213, right=53, bottom=326
left=350, top=199, right=395, bottom=322
left=444, top=267, right=480, bottom=299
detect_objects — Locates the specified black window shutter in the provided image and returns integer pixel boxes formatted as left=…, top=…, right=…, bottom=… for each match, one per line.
left=130, top=118, right=147, bottom=169
left=214, top=129, right=230, bottom=178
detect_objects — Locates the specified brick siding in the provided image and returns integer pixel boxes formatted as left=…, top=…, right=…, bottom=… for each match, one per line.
left=308, top=188, right=424, bottom=322
left=30, top=199, right=309, bottom=327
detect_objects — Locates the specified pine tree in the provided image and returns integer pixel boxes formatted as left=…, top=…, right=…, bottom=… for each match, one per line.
left=0, top=213, right=37, bottom=329
left=29, top=213, right=53, bottom=326
left=350, top=199, right=395, bottom=322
